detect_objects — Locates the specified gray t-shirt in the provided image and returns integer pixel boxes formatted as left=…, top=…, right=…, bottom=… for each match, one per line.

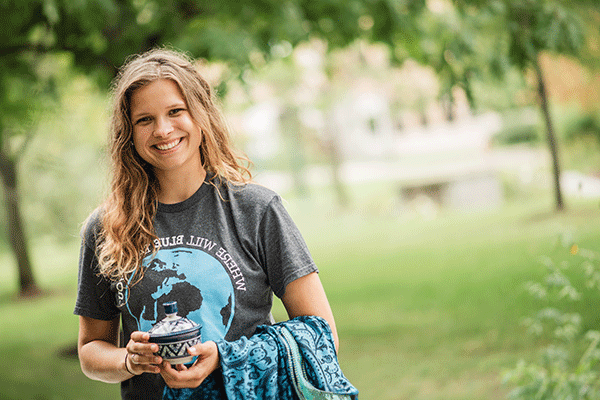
left=74, top=173, right=318, bottom=399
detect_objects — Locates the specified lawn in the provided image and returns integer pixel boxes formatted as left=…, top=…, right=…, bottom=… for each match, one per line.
left=1, top=188, right=599, bottom=400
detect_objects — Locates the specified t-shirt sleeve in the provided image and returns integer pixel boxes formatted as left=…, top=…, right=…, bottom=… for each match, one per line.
left=257, top=196, right=318, bottom=298
left=73, top=215, right=121, bottom=321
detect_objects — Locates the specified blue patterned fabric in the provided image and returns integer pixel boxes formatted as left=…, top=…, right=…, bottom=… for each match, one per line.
left=163, top=316, right=358, bottom=399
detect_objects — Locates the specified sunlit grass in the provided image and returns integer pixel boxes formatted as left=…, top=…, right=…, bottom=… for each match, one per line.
left=281, top=190, right=600, bottom=400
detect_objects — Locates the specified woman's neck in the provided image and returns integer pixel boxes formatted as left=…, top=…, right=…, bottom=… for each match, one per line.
left=156, top=167, right=207, bottom=204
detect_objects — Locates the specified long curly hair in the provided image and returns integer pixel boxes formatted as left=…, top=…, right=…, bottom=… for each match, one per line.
left=96, top=47, right=251, bottom=285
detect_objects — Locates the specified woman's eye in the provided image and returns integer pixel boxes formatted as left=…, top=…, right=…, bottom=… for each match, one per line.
left=135, top=116, right=151, bottom=125
left=169, top=108, right=184, bottom=116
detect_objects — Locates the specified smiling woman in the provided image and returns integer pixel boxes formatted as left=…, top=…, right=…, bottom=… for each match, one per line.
left=73, top=48, right=341, bottom=400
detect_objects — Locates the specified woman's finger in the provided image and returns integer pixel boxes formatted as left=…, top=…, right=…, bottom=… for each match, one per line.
left=127, top=352, right=162, bottom=374
left=130, top=352, right=162, bottom=365
left=126, top=331, right=159, bottom=356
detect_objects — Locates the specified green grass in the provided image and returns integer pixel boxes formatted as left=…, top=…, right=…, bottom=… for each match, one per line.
left=2, top=189, right=600, bottom=400
left=0, top=239, right=121, bottom=399
left=278, top=189, right=600, bottom=400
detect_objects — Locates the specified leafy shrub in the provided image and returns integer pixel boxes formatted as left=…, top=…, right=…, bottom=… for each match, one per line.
left=563, top=112, right=600, bottom=144
left=492, top=124, right=541, bottom=146
left=503, top=237, right=600, bottom=399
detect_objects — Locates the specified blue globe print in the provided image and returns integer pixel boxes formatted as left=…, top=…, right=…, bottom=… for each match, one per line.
left=130, top=248, right=235, bottom=342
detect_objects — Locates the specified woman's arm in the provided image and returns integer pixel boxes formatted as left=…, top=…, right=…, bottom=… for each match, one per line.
left=78, top=316, right=162, bottom=383
left=280, top=271, right=339, bottom=351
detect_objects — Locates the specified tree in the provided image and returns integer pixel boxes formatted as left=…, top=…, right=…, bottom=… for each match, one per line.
left=453, top=0, right=590, bottom=212
left=0, top=1, right=59, bottom=296
left=505, top=0, right=586, bottom=212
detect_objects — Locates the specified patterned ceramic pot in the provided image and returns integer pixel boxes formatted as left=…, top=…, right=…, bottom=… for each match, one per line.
left=148, top=301, right=202, bottom=365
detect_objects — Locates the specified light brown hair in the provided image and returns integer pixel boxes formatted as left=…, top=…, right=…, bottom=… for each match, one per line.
left=96, top=47, right=251, bottom=284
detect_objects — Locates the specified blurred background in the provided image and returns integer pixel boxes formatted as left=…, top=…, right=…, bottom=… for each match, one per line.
left=1, top=0, right=600, bottom=399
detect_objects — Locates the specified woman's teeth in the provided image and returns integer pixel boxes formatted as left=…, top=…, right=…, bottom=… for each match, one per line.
left=155, top=139, right=180, bottom=150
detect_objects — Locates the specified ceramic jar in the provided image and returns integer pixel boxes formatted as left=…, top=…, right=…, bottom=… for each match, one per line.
left=148, top=301, right=202, bottom=365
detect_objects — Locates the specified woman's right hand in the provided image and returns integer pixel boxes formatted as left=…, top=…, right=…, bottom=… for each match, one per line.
left=125, top=331, right=163, bottom=375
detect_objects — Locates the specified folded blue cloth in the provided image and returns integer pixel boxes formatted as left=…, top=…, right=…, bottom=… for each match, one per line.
left=164, top=316, right=358, bottom=399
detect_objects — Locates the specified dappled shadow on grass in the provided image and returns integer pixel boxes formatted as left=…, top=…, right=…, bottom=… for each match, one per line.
left=0, top=285, right=81, bottom=361
left=57, top=343, right=79, bottom=360
left=523, top=203, right=600, bottom=224
left=0, top=285, right=73, bottom=306
left=0, top=288, right=48, bottom=306
left=523, top=210, right=559, bottom=223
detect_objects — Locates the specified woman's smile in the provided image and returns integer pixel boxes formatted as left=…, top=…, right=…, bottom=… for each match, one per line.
left=154, top=138, right=183, bottom=151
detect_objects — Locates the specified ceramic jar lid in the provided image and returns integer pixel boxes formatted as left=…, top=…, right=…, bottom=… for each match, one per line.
left=148, top=301, right=200, bottom=342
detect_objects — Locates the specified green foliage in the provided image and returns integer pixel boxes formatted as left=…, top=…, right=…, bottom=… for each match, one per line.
left=0, top=0, right=433, bottom=152
left=563, top=111, right=600, bottom=144
left=0, top=1, right=72, bottom=155
left=503, top=238, right=600, bottom=399
left=415, top=3, right=489, bottom=113
left=491, top=108, right=542, bottom=146
left=504, top=0, right=585, bottom=68
left=492, top=124, right=541, bottom=146
left=450, top=0, right=593, bottom=113
left=455, top=0, right=590, bottom=67
left=19, top=73, right=109, bottom=240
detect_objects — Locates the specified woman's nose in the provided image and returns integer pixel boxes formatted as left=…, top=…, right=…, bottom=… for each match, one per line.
left=153, top=117, right=174, bottom=137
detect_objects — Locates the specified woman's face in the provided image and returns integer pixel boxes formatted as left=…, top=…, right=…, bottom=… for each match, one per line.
left=129, top=78, right=204, bottom=180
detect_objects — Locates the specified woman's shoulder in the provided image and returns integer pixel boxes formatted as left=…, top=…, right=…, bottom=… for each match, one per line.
left=230, top=182, right=280, bottom=214
left=80, top=206, right=104, bottom=245
left=210, top=175, right=281, bottom=216
left=238, top=181, right=279, bottom=202
left=210, top=174, right=278, bottom=203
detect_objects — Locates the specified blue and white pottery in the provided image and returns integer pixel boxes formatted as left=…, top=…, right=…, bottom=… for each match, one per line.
left=148, top=301, right=202, bottom=365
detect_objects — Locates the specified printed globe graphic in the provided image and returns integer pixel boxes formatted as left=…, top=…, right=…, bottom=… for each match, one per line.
left=128, top=248, right=235, bottom=342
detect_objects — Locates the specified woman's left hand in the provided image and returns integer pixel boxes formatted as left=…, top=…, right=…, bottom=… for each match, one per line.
left=160, top=341, right=220, bottom=389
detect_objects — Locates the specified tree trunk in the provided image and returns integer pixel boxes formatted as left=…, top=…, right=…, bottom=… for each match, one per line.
left=0, top=148, right=40, bottom=297
left=328, top=137, right=350, bottom=208
left=280, top=107, right=309, bottom=197
left=534, top=56, right=564, bottom=212
left=325, top=112, right=350, bottom=208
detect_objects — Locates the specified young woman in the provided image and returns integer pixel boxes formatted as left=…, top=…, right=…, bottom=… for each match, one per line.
left=74, top=48, right=338, bottom=399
